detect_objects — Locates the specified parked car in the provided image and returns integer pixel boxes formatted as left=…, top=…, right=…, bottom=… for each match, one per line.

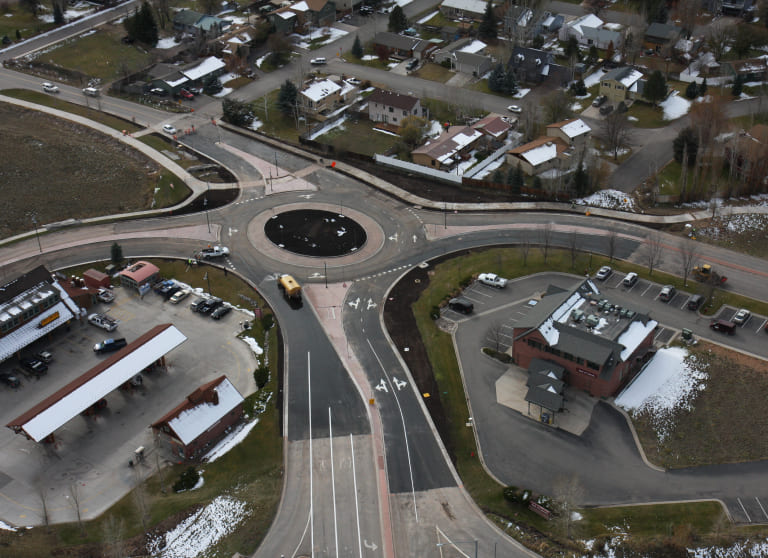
left=659, top=285, right=676, bottom=302
left=187, top=86, right=203, bottom=95
left=211, top=305, right=231, bottom=320
left=732, top=308, right=751, bottom=325
left=170, top=288, right=191, bottom=304
left=406, top=59, right=419, bottom=71
left=359, top=5, right=373, bottom=14
left=506, top=105, right=522, bottom=113
left=592, top=95, right=607, bottom=107
left=599, top=104, right=614, bottom=116
left=198, top=297, right=223, bottom=314
left=179, top=89, right=194, bottom=100
left=478, top=273, right=508, bottom=288
left=150, top=87, right=167, bottom=96
left=42, top=82, right=59, bottom=93
left=622, top=272, right=638, bottom=287
left=596, top=266, right=613, bottom=281
left=162, top=124, right=177, bottom=135
left=710, top=319, right=736, bottom=335
left=0, top=372, right=20, bottom=388
left=448, top=297, right=473, bottom=314
left=402, top=27, right=418, bottom=36
left=310, top=57, right=327, bottom=65
left=97, top=288, right=115, bottom=303
left=20, top=357, right=48, bottom=375
left=36, top=350, right=53, bottom=363
left=687, top=294, right=704, bottom=311
left=93, top=338, right=128, bottom=353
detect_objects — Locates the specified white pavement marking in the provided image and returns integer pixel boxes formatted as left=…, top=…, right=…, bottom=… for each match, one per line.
left=738, top=497, right=752, bottom=522
left=756, top=319, right=767, bottom=334
left=309, top=352, right=315, bottom=558
left=329, top=407, right=339, bottom=558
left=367, top=338, right=418, bottom=522
left=641, top=283, right=653, bottom=296
left=350, top=434, right=363, bottom=558
left=348, top=298, right=360, bottom=310
left=757, top=497, right=768, bottom=521
left=366, top=299, right=377, bottom=310
left=375, top=379, right=388, bottom=393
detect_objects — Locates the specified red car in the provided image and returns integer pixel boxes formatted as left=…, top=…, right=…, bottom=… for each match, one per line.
left=179, top=89, right=194, bottom=100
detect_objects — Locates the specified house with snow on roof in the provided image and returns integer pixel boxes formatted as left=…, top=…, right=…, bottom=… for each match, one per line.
left=507, top=46, right=570, bottom=86
left=172, top=10, right=231, bottom=39
left=511, top=278, right=657, bottom=398
left=473, top=113, right=513, bottom=144
left=599, top=66, right=646, bottom=106
left=558, top=13, right=622, bottom=50
left=412, top=125, right=484, bottom=170
left=432, top=38, right=494, bottom=75
left=439, top=0, right=489, bottom=21
left=367, top=89, right=425, bottom=125
left=546, top=118, right=591, bottom=151
left=151, top=375, right=245, bottom=460
left=506, top=118, right=590, bottom=176
left=299, top=77, right=357, bottom=119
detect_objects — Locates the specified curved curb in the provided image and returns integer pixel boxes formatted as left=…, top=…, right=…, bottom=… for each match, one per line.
left=608, top=401, right=666, bottom=473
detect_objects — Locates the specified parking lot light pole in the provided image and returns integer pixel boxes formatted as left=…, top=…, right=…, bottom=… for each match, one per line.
left=436, top=539, right=478, bottom=558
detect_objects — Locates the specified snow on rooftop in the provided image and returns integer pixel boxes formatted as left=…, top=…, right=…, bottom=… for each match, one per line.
left=302, top=79, right=341, bottom=102
left=292, top=0, right=309, bottom=10
left=615, top=347, right=707, bottom=440
left=538, top=293, right=585, bottom=345
left=521, top=141, right=558, bottom=166
left=0, top=301, right=74, bottom=362
left=168, top=378, right=244, bottom=444
left=620, top=69, right=643, bottom=88
left=569, top=13, right=603, bottom=33
left=560, top=118, right=590, bottom=138
left=22, top=326, right=187, bottom=442
left=458, top=39, right=487, bottom=54
left=617, top=319, right=657, bottom=361
left=182, top=56, right=226, bottom=81
left=277, top=10, right=294, bottom=19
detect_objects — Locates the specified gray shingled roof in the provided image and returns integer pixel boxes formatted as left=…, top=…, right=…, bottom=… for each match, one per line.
left=373, top=31, right=420, bottom=52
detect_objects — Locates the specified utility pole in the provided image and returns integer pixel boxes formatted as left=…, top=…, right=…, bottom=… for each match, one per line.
left=30, top=213, right=42, bottom=253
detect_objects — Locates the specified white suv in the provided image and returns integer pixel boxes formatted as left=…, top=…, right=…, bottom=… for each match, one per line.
left=42, top=82, right=59, bottom=93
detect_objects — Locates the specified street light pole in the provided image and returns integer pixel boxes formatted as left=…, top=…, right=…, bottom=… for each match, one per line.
left=30, top=214, right=42, bottom=253
left=203, top=196, right=210, bottom=234
left=436, top=539, right=478, bottom=558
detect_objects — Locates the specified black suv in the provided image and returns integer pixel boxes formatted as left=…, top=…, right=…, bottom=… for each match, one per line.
left=198, top=297, right=223, bottom=314
left=20, top=357, right=48, bottom=376
left=448, top=297, right=474, bottom=314
left=211, top=305, right=231, bottom=320
left=0, top=372, right=20, bottom=388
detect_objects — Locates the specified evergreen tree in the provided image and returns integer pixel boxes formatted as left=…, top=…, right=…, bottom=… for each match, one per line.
left=488, top=64, right=505, bottom=93
left=643, top=70, right=667, bottom=105
left=570, top=79, right=587, bottom=96
left=587, top=45, right=598, bottom=63
left=511, top=163, right=525, bottom=193
left=16, top=29, right=22, bottom=41
left=124, top=1, right=158, bottom=46
left=573, top=163, right=589, bottom=196
left=532, top=175, right=543, bottom=190
left=277, top=79, right=298, bottom=115
left=685, top=81, right=699, bottom=99
left=478, top=1, right=498, bottom=41
left=492, top=169, right=504, bottom=183
left=351, top=35, right=363, bottom=58
left=732, top=74, right=744, bottom=97
left=388, top=5, right=408, bottom=33
left=52, top=0, right=64, bottom=24
left=564, top=37, right=580, bottom=61
left=532, top=34, right=544, bottom=49
left=502, top=70, right=518, bottom=95
left=111, top=242, right=124, bottom=264
left=700, top=76, right=708, bottom=95
left=673, top=127, right=699, bottom=167
left=222, top=98, right=255, bottom=127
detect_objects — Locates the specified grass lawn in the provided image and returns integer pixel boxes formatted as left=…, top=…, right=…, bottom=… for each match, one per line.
left=0, top=7, right=56, bottom=39
left=409, top=246, right=768, bottom=552
left=251, top=91, right=302, bottom=143
left=1, top=89, right=141, bottom=133
left=1, top=259, right=282, bottom=557
left=627, top=101, right=667, bottom=128
left=314, top=119, right=400, bottom=156
left=657, top=160, right=683, bottom=196
left=412, top=62, right=454, bottom=83
left=343, top=54, right=393, bottom=71
left=38, top=23, right=154, bottom=82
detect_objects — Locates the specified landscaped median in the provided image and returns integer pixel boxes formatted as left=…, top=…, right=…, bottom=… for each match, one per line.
left=389, top=245, right=767, bottom=556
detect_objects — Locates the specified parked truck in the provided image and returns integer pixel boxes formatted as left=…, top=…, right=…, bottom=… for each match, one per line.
left=88, top=313, right=119, bottom=331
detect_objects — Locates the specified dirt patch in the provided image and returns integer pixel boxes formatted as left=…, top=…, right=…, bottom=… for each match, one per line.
left=0, top=103, right=160, bottom=238
left=632, top=342, right=768, bottom=468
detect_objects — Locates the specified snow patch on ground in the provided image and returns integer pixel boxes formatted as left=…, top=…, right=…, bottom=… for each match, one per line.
left=309, top=115, right=347, bottom=140
left=146, top=495, right=250, bottom=558
left=698, top=213, right=768, bottom=240
left=570, top=102, right=583, bottom=111
left=291, top=27, right=348, bottom=50
left=575, top=189, right=637, bottom=211
left=474, top=157, right=505, bottom=179
left=417, top=10, right=438, bottom=24
left=255, top=52, right=271, bottom=68
left=156, top=37, right=179, bottom=49
left=660, top=91, right=692, bottom=120
left=203, top=419, right=259, bottom=463
left=241, top=336, right=264, bottom=356
left=615, top=347, right=707, bottom=441
left=0, top=520, right=16, bottom=532
left=583, top=70, right=604, bottom=88
left=512, top=88, right=531, bottom=99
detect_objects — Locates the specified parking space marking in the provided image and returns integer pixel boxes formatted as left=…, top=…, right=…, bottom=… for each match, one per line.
left=756, top=319, right=767, bottom=334
left=641, top=283, right=653, bottom=297
left=467, top=287, right=494, bottom=298
left=680, top=296, right=691, bottom=310
left=757, top=497, right=768, bottom=521
left=738, top=498, right=752, bottom=523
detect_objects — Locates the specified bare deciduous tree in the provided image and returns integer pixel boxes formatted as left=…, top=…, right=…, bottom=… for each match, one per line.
left=38, top=486, right=50, bottom=531
left=601, top=112, right=633, bottom=161
left=486, top=321, right=505, bottom=352
left=520, top=231, right=531, bottom=266
left=132, top=468, right=150, bottom=530
left=543, top=89, right=572, bottom=125
left=644, top=231, right=664, bottom=275
left=68, top=483, right=85, bottom=536
left=102, top=515, right=126, bottom=558
left=679, top=238, right=699, bottom=287
left=568, top=229, right=579, bottom=269
left=552, top=474, right=585, bottom=539
left=707, top=20, right=734, bottom=60
left=540, top=222, right=553, bottom=263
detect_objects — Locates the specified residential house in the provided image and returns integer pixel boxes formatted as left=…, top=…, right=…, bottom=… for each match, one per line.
left=643, top=22, right=683, bottom=54
left=454, top=51, right=493, bottom=76
left=367, top=89, right=425, bottom=124
left=372, top=32, right=422, bottom=59
left=505, top=136, right=570, bottom=176
left=546, top=118, right=591, bottom=152
left=172, top=10, right=231, bottom=38
left=725, top=58, right=768, bottom=82
left=720, top=0, right=755, bottom=17
left=412, top=125, right=484, bottom=169
left=286, top=0, right=336, bottom=29
left=300, top=78, right=342, bottom=117
left=511, top=279, right=657, bottom=398
left=581, top=23, right=623, bottom=50
left=598, top=66, right=645, bottom=106
left=432, top=38, right=493, bottom=75
left=723, top=125, right=768, bottom=185
left=151, top=375, right=245, bottom=461
left=507, top=46, right=570, bottom=86
left=267, top=6, right=298, bottom=33
left=473, top=113, right=513, bottom=144
left=537, top=12, right=564, bottom=35
left=559, top=14, right=606, bottom=47
left=218, top=24, right=256, bottom=65
left=503, top=5, right=535, bottom=44
left=439, top=0, right=488, bottom=21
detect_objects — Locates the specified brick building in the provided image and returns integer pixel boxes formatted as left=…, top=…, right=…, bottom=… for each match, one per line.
left=511, top=279, right=657, bottom=397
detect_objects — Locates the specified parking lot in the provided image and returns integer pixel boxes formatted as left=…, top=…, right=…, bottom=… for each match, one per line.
left=441, top=269, right=768, bottom=359
left=0, top=284, right=257, bottom=526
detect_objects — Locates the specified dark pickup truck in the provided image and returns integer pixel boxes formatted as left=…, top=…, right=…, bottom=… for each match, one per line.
left=93, top=338, right=128, bottom=353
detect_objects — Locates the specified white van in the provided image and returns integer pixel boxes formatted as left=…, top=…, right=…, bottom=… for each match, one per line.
left=310, top=57, right=326, bottom=65
left=83, top=87, right=100, bottom=97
